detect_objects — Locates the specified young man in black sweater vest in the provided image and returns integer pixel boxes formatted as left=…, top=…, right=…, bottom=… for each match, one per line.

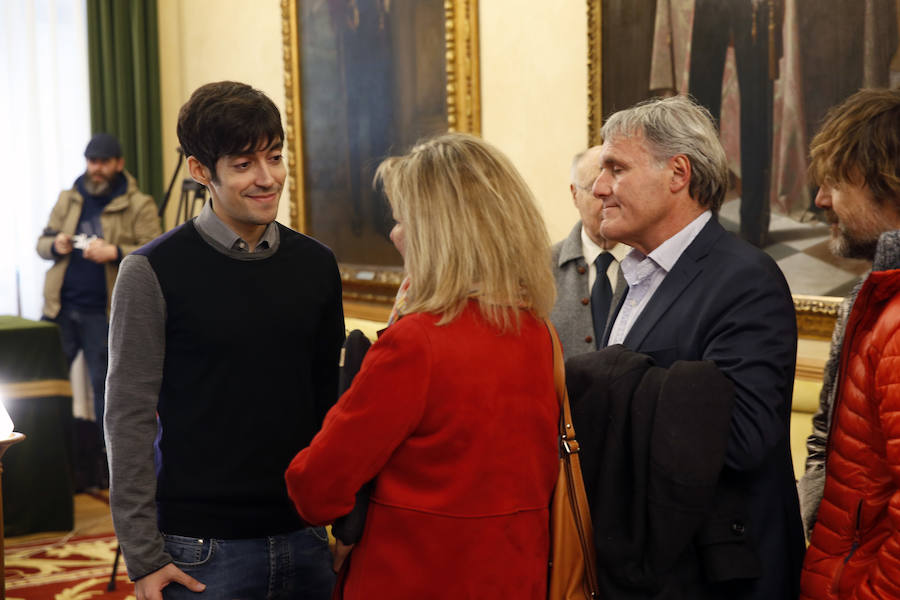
left=105, top=81, right=344, bottom=600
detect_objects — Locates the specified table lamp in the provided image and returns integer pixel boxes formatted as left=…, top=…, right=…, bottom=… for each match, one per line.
left=0, top=391, right=26, bottom=600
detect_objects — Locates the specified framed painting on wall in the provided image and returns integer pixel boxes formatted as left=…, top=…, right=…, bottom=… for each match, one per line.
left=281, top=0, right=481, bottom=320
left=586, top=0, right=900, bottom=339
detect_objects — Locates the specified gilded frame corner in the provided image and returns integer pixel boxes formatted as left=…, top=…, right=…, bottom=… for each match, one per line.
left=793, top=294, right=840, bottom=340
left=280, top=0, right=481, bottom=317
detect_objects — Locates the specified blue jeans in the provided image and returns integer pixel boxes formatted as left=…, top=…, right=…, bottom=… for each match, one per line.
left=161, top=527, right=335, bottom=600
left=47, top=307, right=109, bottom=437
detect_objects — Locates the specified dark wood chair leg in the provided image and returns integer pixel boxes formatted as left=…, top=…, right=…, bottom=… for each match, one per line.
left=107, top=545, right=121, bottom=591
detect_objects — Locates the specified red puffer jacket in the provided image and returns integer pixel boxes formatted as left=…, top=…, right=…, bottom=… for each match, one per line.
left=800, top=268, right=900, bottom=600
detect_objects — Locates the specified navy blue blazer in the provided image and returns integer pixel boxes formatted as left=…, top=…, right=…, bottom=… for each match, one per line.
left=604, top=217, right=805, bottom=600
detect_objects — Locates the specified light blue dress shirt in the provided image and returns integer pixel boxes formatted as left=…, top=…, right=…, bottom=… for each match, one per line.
left=607, top=211, right=712, bottom=345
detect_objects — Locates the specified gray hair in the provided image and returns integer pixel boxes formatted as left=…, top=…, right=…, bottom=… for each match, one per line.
left=570, top=150, right=587, bottom=184
left=570, top=146, right=602, bottom=187
left=600, top=95, right=730, bottom=212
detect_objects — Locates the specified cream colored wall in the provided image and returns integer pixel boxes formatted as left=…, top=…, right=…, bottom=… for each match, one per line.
left=155, top=0, right=584, bottom=241
left=156, top=0, right=290, bottom=229
left=479, top=2, right=588, bottom=244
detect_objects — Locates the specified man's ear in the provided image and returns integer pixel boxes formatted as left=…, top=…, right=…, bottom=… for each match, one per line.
left=187, top=156, right=213, bottom=186
left=570, top=183, right=578, bottom=203
left=669, top=154, right=691, bottom=194
left=115, top=157, right=125, bottom=172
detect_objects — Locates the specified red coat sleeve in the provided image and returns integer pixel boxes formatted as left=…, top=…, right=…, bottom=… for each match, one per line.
left=285, top=318, right=431, bottom=525
left=852, top=323, right=900, bottom=599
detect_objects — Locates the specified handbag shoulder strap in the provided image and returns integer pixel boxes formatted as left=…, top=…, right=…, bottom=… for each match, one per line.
left=544, top=319, right=600, bottom=598
left=544, top=319, right=580, bottom=452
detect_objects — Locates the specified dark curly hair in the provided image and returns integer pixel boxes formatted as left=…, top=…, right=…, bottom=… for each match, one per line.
left=176, top=81, right=284, bottom=181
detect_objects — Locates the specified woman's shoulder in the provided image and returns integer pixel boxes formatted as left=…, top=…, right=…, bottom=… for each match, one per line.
left=389, top=303, right=546, bottom=337
left=374, top=312, right=436, bottom=349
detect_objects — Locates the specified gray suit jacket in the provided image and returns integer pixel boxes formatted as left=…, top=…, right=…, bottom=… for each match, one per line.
left=550, top=221, right=627, bottom=358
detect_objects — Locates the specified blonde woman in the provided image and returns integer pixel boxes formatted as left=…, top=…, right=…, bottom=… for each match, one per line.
left=286, top=133, right=560, bottom=599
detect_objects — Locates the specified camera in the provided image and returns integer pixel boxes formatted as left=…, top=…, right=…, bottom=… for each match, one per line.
left=72, top=234, right=98, bottom=250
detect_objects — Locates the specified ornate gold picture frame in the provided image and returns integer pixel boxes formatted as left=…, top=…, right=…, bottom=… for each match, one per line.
left=281, top=0, right=481, bottom=319
left=792, top=294, right=840, bottom=340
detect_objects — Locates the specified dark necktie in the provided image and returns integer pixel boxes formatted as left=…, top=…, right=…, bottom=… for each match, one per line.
left=591, top=252, right=615, bottom=347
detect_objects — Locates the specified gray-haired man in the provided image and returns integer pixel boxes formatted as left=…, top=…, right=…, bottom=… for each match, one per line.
left=550, top=146, right=628, bottom=357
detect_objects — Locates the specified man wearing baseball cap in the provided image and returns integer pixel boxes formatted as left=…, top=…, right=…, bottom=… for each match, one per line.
left=36, top=133, right=161, bottom=455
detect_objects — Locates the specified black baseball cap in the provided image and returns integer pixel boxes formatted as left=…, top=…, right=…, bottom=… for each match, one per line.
left=84, top=133, right=123, bottom=159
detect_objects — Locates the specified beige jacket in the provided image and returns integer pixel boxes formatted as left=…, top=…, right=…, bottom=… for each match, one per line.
left=36, top=171, right=161, bottom=318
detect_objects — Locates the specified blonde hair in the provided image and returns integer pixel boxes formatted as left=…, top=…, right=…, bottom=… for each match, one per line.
left=375, top=132, right=556, bottom=331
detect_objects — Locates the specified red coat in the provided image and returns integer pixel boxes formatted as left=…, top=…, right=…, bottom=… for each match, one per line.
left=801, top=268, right=900, bottom=599
left=285, top=303, right=559, bottom=599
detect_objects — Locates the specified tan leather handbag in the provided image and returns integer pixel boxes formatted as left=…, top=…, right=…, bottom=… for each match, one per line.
left=546, top=321, right=600, bottom=599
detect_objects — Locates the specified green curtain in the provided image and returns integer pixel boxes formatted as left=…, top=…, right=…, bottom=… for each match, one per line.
left=86, top=0, right=163, bottom=208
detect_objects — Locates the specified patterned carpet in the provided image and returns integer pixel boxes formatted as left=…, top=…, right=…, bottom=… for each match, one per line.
left=5, top=532, right=134, bottom=599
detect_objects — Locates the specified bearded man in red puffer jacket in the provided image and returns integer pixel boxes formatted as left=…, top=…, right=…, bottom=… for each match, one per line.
left=799, top=87, right=900, bottom=599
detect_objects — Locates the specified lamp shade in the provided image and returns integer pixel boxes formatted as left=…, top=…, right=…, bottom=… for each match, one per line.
left=0, top=391, right=14, bottom=438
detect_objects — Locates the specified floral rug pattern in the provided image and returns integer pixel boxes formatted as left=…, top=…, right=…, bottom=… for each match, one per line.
left=5, top=533, right=134, bottom=599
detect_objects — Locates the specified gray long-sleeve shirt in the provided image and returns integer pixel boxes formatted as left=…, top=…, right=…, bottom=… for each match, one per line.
left=104, top=202, right=335, bottom=580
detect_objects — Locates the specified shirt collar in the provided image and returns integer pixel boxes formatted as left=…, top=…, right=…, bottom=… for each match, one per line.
left=581, top=226, right=604, bottom=266
left=195, top=200, right=278, bottom=252
left=580, top=225, right=630, bottom=265
left=608, top=241, right=630, bottom=263
left=619, top=210, right=711, bottom=283
left=648, top=210, right=711, bottom=271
